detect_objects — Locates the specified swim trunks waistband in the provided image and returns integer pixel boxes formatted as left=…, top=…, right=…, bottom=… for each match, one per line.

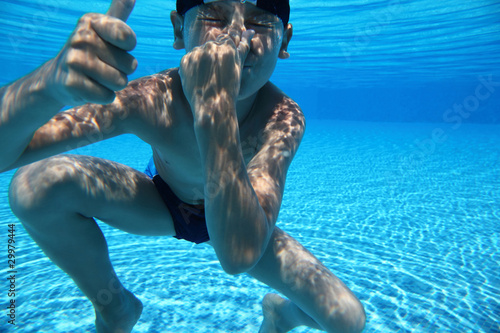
left=176, top=0, right=290, bottom=26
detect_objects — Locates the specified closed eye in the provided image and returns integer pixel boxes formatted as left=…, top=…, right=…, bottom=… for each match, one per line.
left=245, top=15, right=280, bottom=29
left=247, top=21, right=274, bottom=28
left=246, top=21, right=279, bottom=32
left=199, top=16, right=226, bottom=26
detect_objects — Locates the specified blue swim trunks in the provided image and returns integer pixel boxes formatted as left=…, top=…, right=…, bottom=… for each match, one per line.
left=145, top=158, right=210, bottom=244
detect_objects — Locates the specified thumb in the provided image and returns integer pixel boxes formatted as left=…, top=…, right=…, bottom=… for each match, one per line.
left=106, top=0, right=136, bottom=22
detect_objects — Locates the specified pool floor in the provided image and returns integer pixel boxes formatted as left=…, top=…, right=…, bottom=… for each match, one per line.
left=1, top=120, right=499, bottom=332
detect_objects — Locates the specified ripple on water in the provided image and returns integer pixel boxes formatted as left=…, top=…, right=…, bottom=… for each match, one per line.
left=395, top=272, right=435, bottom=296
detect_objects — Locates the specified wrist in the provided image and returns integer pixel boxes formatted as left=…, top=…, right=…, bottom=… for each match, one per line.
left=191, top=90, right=237, bottom=129
left=1, top=60, right=64, bottom=124
left=37, top=58, right=67, bottom=108
left=192, top=95, right=241, bottom=169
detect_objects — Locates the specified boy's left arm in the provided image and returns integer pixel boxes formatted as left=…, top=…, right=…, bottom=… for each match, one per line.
left=246, top=97, right=305, bottom=244
left=180, top=31, right=303, bottom=274
left=195, top=94, right=305, bottom=275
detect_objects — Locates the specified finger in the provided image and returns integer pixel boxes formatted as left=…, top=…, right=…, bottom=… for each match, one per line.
left=106, top=0, right=136, bottom=22
left=84, top=61, right=129, bottom=92
left=66, top=74, right=116, bottom=105
left=67, top=48, right=129, bottom=92
left=215, top=33, right=234, bottom=46
left=228, top=29, right=241, bottom=47
left=97, top=42, right=138, bottom=75
left=91, top=15, right=137, bottom=51
left=80, top=79, right=116, bottom=104
left=237, top=29, right=255, bottom=63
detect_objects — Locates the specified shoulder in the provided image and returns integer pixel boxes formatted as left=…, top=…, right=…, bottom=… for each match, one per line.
left=119, top=68, right=182, bottom=104
left=242, top=82, right=305, bottom=167
left=259, top=82, right=306, bottom=143
left=117, top=68, right=188, bottom=133
left=245, top=83, right=305, bottom=196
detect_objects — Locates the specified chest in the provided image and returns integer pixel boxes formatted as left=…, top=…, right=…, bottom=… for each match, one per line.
left=157, top=123, right=257, bottom=169
left=150, top=120, right=259, bottom=194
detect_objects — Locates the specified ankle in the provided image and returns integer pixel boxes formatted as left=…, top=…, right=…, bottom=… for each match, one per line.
left=90, top=278, right=126, bottom=313
left=94, top=289, right=143, bottom=333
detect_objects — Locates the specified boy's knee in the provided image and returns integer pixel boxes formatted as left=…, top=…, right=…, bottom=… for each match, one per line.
left=9, top=157, right=80, bottom=219
left=347, top=304, right=366, bottom=333
left=325, top=300, right=366, bottom=333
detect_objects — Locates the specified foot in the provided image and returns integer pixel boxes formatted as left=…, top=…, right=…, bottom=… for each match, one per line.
left=259, top=293, right=295, bottom=333
left=95, top=289, right=143, bottom=333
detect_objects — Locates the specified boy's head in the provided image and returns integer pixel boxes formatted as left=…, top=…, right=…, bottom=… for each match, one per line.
left=176, top=0, right=290, bottom=26
left=171, top=0, right=293, bottom=99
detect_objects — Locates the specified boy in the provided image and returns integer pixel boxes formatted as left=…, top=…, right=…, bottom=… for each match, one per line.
left=0, top=0, right=366, bottom=332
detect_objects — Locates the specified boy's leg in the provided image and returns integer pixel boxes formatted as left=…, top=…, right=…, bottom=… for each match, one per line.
left=9, top=154, right=176, bottom=333
left=248, top=227, right=366, bottom=333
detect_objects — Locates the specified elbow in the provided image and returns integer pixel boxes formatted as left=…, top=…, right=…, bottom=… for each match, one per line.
left=218, top=245, right=263, bottom=276
left=215, top=220, right=272, bottom=275
left=326, top=299, right=366, bottom=333
left=219, top=261, right=251, bottom=276
left=342, top=305, right=366, bottom=333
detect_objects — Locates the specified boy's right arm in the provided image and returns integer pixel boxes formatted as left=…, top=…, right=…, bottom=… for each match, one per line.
left=0, top=0, right=137, bottom=172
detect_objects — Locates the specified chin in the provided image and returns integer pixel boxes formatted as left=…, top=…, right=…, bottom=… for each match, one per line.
left=238, top=83, right=258, bottom=100
left=238, top=88, right=258, bottom=100
left=239, top=77, right=268, bottom=100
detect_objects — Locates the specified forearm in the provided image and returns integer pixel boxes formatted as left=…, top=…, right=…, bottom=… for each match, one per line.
left=0, top=59, right=64, bottom=171
left=194, top=99, right=271, bottom=274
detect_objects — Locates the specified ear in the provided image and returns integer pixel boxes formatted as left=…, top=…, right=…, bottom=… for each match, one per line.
left=170, top=10, right=185, bottom=50
left=278, top=23, right=293, bottom=59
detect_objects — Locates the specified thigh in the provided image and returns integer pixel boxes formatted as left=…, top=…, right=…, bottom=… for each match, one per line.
left=10, top=154, right=175, bottom=236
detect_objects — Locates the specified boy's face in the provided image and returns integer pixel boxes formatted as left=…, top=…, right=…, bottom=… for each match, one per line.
left=173, top=0, right=292, bottom=99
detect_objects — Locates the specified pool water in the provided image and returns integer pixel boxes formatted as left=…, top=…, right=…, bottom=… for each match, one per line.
left=1, top=0, right=500, bottom=332
left=0, top=120, right=499, bottom=332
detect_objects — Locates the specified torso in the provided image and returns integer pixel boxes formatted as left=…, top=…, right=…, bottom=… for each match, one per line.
left=126, top=69, right=282, bottom=205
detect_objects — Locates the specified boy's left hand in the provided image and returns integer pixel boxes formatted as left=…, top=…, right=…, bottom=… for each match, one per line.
left=179, top=30, right=254, bottom=124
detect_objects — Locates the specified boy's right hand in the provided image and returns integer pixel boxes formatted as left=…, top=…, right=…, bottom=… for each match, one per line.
left=45, top=0, right=137, bottom=106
